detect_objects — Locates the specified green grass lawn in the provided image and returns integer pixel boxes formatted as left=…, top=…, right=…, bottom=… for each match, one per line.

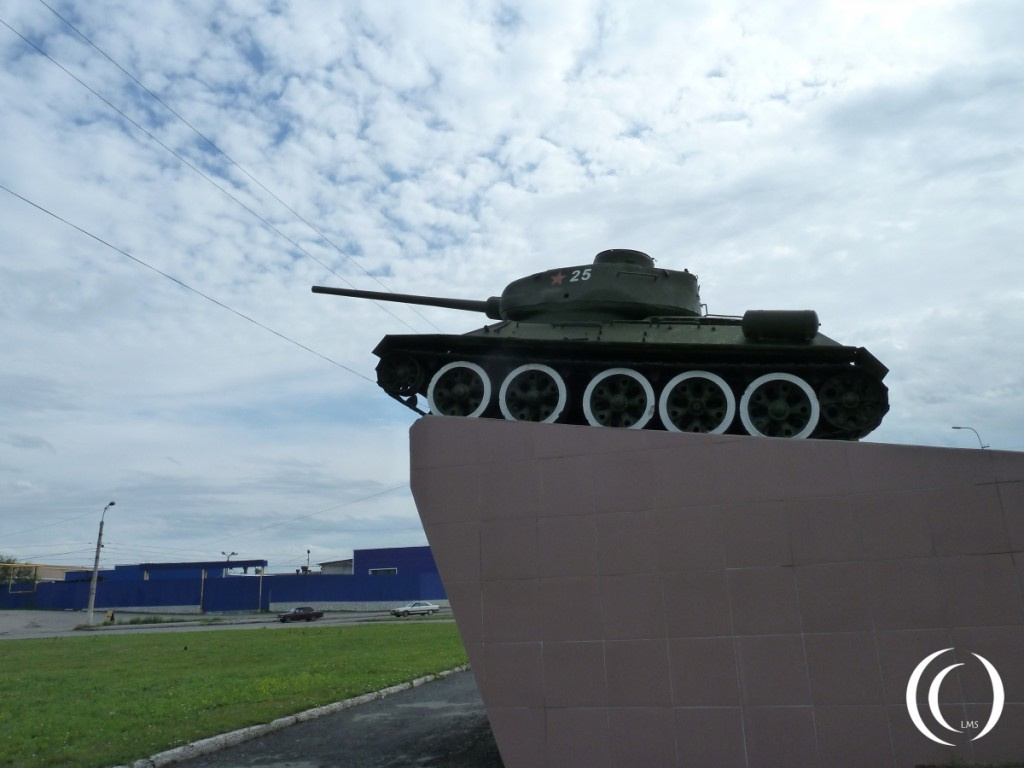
left=0, top=622, right=467, bottom=768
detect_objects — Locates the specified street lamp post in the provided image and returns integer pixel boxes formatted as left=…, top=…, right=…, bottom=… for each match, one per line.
left=87, top=501, right=115, bottom=626
left=952, top=425, right=988, bottom=449
left=221, top=551, right=237, bottom=570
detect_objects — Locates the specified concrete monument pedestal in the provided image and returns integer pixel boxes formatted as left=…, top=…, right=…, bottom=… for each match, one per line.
left=410, top=417, right=1024, bottom=767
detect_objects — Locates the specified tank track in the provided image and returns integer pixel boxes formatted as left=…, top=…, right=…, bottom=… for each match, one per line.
left=372, top=335, right=889, bottom=441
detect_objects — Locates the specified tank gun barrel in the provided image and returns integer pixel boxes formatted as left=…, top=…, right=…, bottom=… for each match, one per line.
left=312, top=285, right=502, bottom=320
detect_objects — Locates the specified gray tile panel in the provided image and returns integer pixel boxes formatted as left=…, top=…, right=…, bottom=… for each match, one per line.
left=411, top=417, right=1024, bottom=767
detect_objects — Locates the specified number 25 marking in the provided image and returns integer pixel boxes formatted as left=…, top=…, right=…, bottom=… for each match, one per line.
left=570, top=268, right=592, bottom=282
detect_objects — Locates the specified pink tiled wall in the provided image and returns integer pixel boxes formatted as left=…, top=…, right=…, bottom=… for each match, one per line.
left=411, top=417, right=1024, bottom=768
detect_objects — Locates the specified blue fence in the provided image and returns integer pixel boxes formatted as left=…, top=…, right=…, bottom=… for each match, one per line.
left=0, top=572, right=446, bottom=612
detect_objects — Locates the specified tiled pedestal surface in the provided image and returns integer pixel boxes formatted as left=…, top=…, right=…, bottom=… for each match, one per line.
left=410, top=417, right=1024, bottom=768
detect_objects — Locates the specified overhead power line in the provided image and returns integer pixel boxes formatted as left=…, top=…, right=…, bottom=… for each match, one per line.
left=173, top=483, right=412, bottom=548
left=2, top=506, right=103, bottom=539
left=49, top=484, right=414, bottom=565
left=16, top=547, right=95, bottom=561
left=0, top=182, right=374, bottom=383
left=30, top=3, right=443, bottom=332
left=135, top=483, right=412, bottom=560
left=0, top=14, right=425, bottom=334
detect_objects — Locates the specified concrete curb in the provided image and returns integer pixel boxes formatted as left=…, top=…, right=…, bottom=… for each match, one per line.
left=116, top=664, right=471, bottom=768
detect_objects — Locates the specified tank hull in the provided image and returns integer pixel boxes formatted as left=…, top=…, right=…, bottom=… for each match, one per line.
left=373, top=316, right=889, bottom=440
left=315, top=249, right=890, bottom=440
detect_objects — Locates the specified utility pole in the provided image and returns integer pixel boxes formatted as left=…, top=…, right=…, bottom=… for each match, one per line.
left=87, top=501, right=116, bottom=626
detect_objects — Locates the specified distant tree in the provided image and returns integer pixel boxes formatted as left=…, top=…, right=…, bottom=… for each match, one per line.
left=0, top=554, right=35, bottom=585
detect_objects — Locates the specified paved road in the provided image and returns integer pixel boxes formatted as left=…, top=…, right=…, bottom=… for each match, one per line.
left=0, top=609, right=450, bottom=639
left=0, top=607, right=88, bottom=638
left=169, top=669, right=504, bottom=768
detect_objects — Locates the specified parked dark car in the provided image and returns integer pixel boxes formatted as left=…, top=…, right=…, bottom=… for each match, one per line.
left=278, top=606, right=324, bottom=623
left=391, top=601, right=440, bottom=617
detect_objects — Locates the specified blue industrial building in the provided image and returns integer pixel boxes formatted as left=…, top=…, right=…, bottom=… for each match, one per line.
left=0, top=546, right=445, bottom=613
left=354, top=545, right=439, bottom=576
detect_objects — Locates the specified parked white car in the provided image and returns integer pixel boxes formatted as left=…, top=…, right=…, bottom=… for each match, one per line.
left=390, top=601, right=440, bottom=617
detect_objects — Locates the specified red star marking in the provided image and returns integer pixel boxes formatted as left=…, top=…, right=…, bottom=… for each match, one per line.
left=550, top=271, right=566, bottom=285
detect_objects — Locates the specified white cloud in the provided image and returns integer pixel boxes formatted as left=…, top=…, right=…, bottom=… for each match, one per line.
left=2, top=0, right=1022, bottom=568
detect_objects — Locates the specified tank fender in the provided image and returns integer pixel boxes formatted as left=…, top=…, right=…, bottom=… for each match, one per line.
left=742, top=310, right=819, bottom=342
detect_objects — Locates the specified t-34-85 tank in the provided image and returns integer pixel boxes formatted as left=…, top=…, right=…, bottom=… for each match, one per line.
left=312, top=249, right=889, bottom=439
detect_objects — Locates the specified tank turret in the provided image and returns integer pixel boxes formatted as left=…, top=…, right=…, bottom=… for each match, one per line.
left=313, top=249, right=701, bottom=321
left=313, top=249, right=889, bottom=440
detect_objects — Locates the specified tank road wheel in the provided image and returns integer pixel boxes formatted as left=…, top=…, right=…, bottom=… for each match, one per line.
left=583, top=368, right=655, bottom=429
left=427, top=362, right=491, bottom=418
left=740, top=373, right=820, bottom=439
left=499, top=364, right=567, bottom=423
left=818, top=371, right=888, bottom=438
left=658, top=371, right=736, bottom=434
left=375, top=353, right=423, bottom=396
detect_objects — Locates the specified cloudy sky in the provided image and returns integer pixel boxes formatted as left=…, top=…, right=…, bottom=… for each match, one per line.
left=2, top=0, right=1021, bottom=572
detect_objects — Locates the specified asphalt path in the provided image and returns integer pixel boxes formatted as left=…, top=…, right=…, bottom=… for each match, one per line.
left=168, top=669, right=504, bottom=768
